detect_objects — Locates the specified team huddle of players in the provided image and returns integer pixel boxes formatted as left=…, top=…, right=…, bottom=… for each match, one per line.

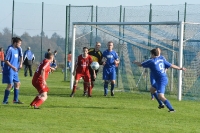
left=1, top=38, right=186, bottom=112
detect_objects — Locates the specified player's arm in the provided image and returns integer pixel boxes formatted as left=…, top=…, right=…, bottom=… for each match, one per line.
left=98, top=51, right=103, bottom=65
left=133, top=61, right=142, bottom=67
left=170, top=64, right=186, bottom=71
left=4, top=60, right=18, bottom=71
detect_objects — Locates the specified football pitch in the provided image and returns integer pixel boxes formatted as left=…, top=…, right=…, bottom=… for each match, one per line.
left=0, top=70, right=199, bottom=133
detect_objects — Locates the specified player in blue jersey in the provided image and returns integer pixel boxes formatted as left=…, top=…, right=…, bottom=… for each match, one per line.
left=134, top=48, right=186, bottom=112
left=102, top=41, right=119, bottom=96
left=2, top=37, right=24, bottom=104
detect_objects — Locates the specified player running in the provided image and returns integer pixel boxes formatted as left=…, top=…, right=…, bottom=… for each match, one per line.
left=134, top=48, right=186, bottom=112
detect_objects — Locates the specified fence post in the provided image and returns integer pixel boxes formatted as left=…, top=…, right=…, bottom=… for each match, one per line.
left=12, top=0, right=15, bottom=38
left=96, top=6, right=98, bottom=42
left=64, top=5, right=69, bottom=81
left=41, top=2, right=44, bottom=62
left=90, top=6, right=94, bottom=47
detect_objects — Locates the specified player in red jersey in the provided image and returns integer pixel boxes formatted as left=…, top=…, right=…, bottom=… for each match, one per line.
left=70, top=47, right=96, bottom=97
left=29, top=52, right=54, bottom=109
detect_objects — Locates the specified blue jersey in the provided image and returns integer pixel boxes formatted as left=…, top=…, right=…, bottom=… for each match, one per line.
left=6, top=45, right=23, bottom=57
left=24, top=50, right=34, bottom=60
left=142, top=56, right=171, bottom=82
left=103, top=50, right=119, bottom=68
left=3, top=46, right=20, bottom=74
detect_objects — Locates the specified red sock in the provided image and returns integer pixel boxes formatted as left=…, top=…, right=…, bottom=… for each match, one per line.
left=35, top=98, right=44, bottom=107
left=72, top=85, right=77, bottom=93
left=88, top=85, right=92, bottom=96
left=83, top=83, right=87, bottom=93
left=91, top=82, right=94, bottom=89
left=30, top=96, right=39, bottom=106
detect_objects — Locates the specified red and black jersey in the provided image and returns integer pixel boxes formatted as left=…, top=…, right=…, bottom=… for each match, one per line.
left=88, top=48, right=103, bottom=65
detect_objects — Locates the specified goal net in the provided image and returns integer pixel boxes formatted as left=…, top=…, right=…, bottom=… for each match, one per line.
left=69, top=21, right=200, bottom=101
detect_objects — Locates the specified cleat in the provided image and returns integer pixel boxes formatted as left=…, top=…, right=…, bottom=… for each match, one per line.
left=111, top=91, right=114, bottom=96
left=34, top=105, right=40, bottom=109
left=70, top=93, right=74, bottom=97
left=158, top=104, right=165, bottom=109
left=104, top=94, right=107, bottom=96
left=83, top=92, right=87, bottom=96
left=2, top=102, right=8, bottom=104
left=168, top=109, right=175, bottom=113
left=13, top=100, right=24, bottom=104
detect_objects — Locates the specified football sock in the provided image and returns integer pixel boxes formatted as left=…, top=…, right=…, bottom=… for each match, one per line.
left=164, top=100, right=174, bottom=110
left=13, top=88, right=19, bottom=102
left=111, top=83, right=115, bottom=92
left=3, top=90, right=10, bottom=103
left=35, top=98, right=44, bottom=107
left=88, top=85, right=92, bottom=96
left=30, top=96, right=39, bottom=106
left=72, top=85, right=77, bottom=94
left=104, top=82, right=108, bottom=95
left=153, top=92, right=163, bottom=105
left=83, top=83, right=87, bottom=93
left=151, top=93, right=154, bottom=99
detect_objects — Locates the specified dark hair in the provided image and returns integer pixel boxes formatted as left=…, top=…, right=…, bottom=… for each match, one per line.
left=46, top=52, right=53, bottom=59
left=150, top=48, right=159, bottom=56
left=68, top=51, right=71, bottom=54
left=83, top=47, right=88, bottom=50
left=54, top=50, right=57, bottom=53
left=107, top=41, right=114, bottom=45
left=13, top=37, right=22, bottom=43
left=47, top=49, right=50, bottom=52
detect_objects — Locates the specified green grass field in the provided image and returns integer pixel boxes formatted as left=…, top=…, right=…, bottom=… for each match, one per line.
left=0, top=70, right=199, bottom=133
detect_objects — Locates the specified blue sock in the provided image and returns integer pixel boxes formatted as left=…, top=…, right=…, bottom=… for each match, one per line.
left=13, top=88, right=19, bottom=102
left=104, top=82, right=108, bottom=95
left=111, top=83, right=115, bottom=92
left=151, top=93, right=154, bottom=98
left=153, top=92, right=163, bottom=105
left=3, top=90, right=10, bottom=103
left=164, top=100, right=174, bottom=110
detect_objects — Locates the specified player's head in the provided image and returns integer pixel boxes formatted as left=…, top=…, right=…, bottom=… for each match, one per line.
left=13, top=37, right=22, bottom=48
left=83, top=47, right=89, bottom=55
left=47, top=49, right=50, bottom=52
left=54, top=50, right=57, bottom=54
left=11, top=37, right=16, bottom=44
left=27, top=47, right=31, bottom=50
left=68, top=51, right=71, bottom=54
left=46, top=52, right=54, bottom=62
left=107, top=41, right=114, bottom=51
left=95, top=42, right=101, bottom=51
left=150, top=48, right=159, bottom=57
left=155, top=47, right=161, bottom=56
left=0, top=47, right=3, bottom=51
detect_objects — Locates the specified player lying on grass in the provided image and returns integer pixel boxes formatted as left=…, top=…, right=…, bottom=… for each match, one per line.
left=30, top=52, right=55, bottom=109
left=70, top=47, right=96, bottom=97
left=133, top=48, right=186, bottom=112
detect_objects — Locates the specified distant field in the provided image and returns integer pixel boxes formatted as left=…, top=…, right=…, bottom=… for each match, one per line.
left=0, top=70, right=199, bottom=133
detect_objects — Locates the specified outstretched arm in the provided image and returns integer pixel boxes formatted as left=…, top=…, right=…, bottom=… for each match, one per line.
left=133, top=61, right=142, bottom=67
left=170, top=64, right=186, bottom=71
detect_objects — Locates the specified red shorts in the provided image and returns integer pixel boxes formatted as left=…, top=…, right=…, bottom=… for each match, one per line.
left=32, top=75, right=49, bottom=94
left=75, top=73, right=91, bottom=82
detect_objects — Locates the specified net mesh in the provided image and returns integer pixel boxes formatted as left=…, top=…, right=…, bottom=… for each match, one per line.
left=73, top=23, right=200, bottom=100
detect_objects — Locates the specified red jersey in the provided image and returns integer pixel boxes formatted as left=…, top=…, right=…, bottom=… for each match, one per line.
left=34, top=59, right=51, bottom=80
left=76, top=54, right=93, bottom=74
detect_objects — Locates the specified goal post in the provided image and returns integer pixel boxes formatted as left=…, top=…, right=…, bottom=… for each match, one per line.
left=70, top=21, right=184, bottom=100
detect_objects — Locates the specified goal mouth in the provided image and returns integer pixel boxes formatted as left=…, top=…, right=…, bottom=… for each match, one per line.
left=69, top=21, right=200, bottom=101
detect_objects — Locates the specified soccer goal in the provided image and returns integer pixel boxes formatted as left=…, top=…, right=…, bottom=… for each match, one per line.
left=69, top=21, right=200, bottom=101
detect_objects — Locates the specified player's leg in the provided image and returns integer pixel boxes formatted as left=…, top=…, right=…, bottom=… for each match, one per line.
left=157, top=83, right=175, bottom=112
left=70, top=73, right=82, bottom=97
left=110, top=67, right=116, bottom=96
left=34, top=92, right=48, bottom=109
left=13, top=72, right=23, bottom=104
left=103, top=67, right=109, bottom=96
left=84, top=74, right=92, bottom=97
left=2, top=73, right=13, bottom=104
left=150, top=85, right=164, bottom=109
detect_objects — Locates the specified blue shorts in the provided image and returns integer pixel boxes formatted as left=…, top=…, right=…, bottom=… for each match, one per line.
left=67, top=61, right=71, bottom=68
left=150, top=76, right=156, bottom=89
left=2, top=72, right=20, bottom=84
left=155, top=78, right=168, bottom=94
left=1, top=61, right=4, bottom=67
left=103, top=67, right=116, bottom=80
